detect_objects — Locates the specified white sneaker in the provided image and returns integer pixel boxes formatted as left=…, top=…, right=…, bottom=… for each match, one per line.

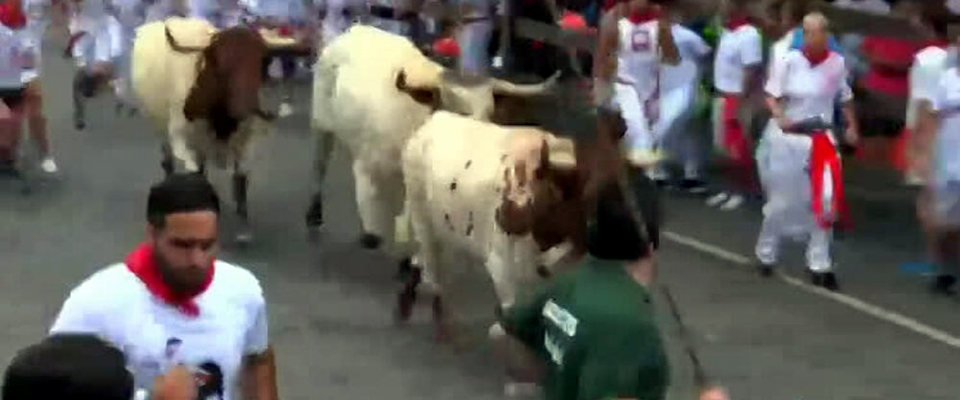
left=706, top=192, right=729, bottom=207
left=40, top=157, right=58, bottom=174
left=278, top=102, right=294, bottom=118
left=504, top=381, right=539, bottom=398
left=492, top=56, right=503, bottom=68
left=720, top=194, right=744, bottom=210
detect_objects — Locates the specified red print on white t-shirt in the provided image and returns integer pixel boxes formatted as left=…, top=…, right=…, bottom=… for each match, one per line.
left=631, top=28, right=651, bottom=52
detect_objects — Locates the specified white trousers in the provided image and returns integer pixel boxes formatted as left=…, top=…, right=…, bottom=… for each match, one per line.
left=613, top=82, right=656, bottom=154
left=656, top=84, right=700, bottom=176
left=754, top=121, right=834, bottom=272
left=456, top=19, right=493, bottom=75
left=72, top=16, right=123, bottom=69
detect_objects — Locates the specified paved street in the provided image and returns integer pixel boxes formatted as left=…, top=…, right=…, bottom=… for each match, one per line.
left=0, top=35, right=958, bottom=400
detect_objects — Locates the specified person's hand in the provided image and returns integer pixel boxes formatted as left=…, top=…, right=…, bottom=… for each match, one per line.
left=699, top=385, right=730, bottom=400
left=153, top=365, right=197, bottom=400
left=844, top=125, right=859, bottom=146
left=775, top=115, right=792, bottom=131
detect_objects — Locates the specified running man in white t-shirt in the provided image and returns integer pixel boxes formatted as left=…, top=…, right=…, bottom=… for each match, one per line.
left=655, top=20, right=710, bottom=190
left=707, top=0, right=763, bottom=211
left=49, top=174, right=279, bottom=400
left=755, top=13, right=858, bottom=291
left=916, top=31, right=960, bottom=296
left=904, top=12, right=951, bottom=290
left=593, top=0, right=679, bottom=169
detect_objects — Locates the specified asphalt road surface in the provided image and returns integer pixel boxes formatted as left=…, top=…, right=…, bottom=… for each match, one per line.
left=0, top=36, right=958, bottom=400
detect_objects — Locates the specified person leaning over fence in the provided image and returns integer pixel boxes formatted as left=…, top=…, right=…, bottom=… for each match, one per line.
left=2, top=333, right=197, bottom=400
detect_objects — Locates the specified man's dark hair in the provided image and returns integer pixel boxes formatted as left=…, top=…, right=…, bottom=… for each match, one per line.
left=585, top=177, right=659, bottom=261
left=147, top=173, right=221, bottom=228
left=2, top=334, right=134, bottom=400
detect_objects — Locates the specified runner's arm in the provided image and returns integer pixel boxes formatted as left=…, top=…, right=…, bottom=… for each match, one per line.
left=656, top=8, right=678, bottom=65
left=592, top=7, right=619, bottom=106
left=241, top=294, right=278, bottom=400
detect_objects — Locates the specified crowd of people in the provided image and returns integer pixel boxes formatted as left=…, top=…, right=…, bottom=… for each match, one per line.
left=0, top=0, right=958, bottom=400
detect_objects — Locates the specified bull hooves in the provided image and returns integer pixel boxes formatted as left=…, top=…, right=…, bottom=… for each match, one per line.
left=358, top=233, right=382, bottom=249
left=536, top=265, right=552, bottom=278
left=394, top=296, right=416, bottom=324
left=394, top=258, right=417, bottom=281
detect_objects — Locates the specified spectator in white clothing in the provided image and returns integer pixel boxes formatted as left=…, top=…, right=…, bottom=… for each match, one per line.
left=48, top=173, right=279, bottom=400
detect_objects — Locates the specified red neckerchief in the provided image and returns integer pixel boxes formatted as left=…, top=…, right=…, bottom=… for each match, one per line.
left=125, top=242, right=215, bottom=317
left=928, top=39, right=950, bottom=49
left=0, top=1, right=26, bottom=30
left=725, top=14, right=749, bottom=30
left=802, top=46, right=830, bottom=66
left=627, top=9, right=658, bottom=24
left=809, top=132, right=849, bottom=230
left=602, top=0, right=616, bottom=11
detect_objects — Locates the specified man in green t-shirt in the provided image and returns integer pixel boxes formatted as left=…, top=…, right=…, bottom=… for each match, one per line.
left=491, top=181, right=729, bottom=400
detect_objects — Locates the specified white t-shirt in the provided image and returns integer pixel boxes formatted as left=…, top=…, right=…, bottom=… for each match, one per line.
left=660, top=24, right=710, bottom=93
left=832, top=0, right=890, bottom=14
left=0, top=26, right=30, bottom=89
left=930, top=68, right=960, bottom=183
left=713, top=24, right=763, bottom=94
left=49, top=261, right=269, bottom=400
left=765, top=50, right=852, bottom=125
left=906, top=46, right=949, bottom=129
left=615, top=18, right=660, bottom=102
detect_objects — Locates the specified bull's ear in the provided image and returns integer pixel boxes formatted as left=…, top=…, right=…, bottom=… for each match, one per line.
left=395, top=70, right=437, bottom=107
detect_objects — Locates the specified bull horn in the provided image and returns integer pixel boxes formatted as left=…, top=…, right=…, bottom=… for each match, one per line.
left=548, top=137, right=576, bottom=169
left=164, top=20, right=215, bottom=52
left=397, top=56, right=444, bottom=91
left=259, top=28, right=313, bottom=56
left=492, top=70, right=561, bottom=96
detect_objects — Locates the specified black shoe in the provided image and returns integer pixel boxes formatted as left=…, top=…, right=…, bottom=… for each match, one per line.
left=821, top=272, right=840, bottom=291
left=929, top=274, right=957, bottom=295
left=809, top=270, right=824, bottom=286
left=680, top=179, right=707, bottom=194
left=757, top=262, right=774, bottom=277
left=809, top=271, right=840, bottom=291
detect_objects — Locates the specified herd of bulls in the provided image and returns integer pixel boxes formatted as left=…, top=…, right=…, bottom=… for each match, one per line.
left=134, top=19, right=650, bottom=342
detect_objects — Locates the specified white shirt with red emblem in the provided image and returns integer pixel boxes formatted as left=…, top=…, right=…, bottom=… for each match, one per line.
left=616, top=18, right=660, bottom=102
left=49, top=260, right=268, bottom=400
left=713, top=24, right=762, bottom=95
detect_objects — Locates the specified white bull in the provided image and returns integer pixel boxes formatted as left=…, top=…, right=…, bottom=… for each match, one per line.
left=396, top=111, right=584, bottom=341
left=132, top=17, right=302, bottom=242
left=306, top=25, right=560, bottom=256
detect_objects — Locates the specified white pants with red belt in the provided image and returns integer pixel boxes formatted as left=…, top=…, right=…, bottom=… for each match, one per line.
left=754, top=121, right=834, bottom=272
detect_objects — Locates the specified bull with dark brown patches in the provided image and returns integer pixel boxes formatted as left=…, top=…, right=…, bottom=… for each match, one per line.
left=151, top=22, right=308, bottom=243
left=395, top=105, right=638, bottom=343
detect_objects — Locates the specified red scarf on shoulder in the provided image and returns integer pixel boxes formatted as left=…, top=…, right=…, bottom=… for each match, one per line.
left=0, top=1, right=26, bottom=30
left=125, top=242, right=215, bottom=317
